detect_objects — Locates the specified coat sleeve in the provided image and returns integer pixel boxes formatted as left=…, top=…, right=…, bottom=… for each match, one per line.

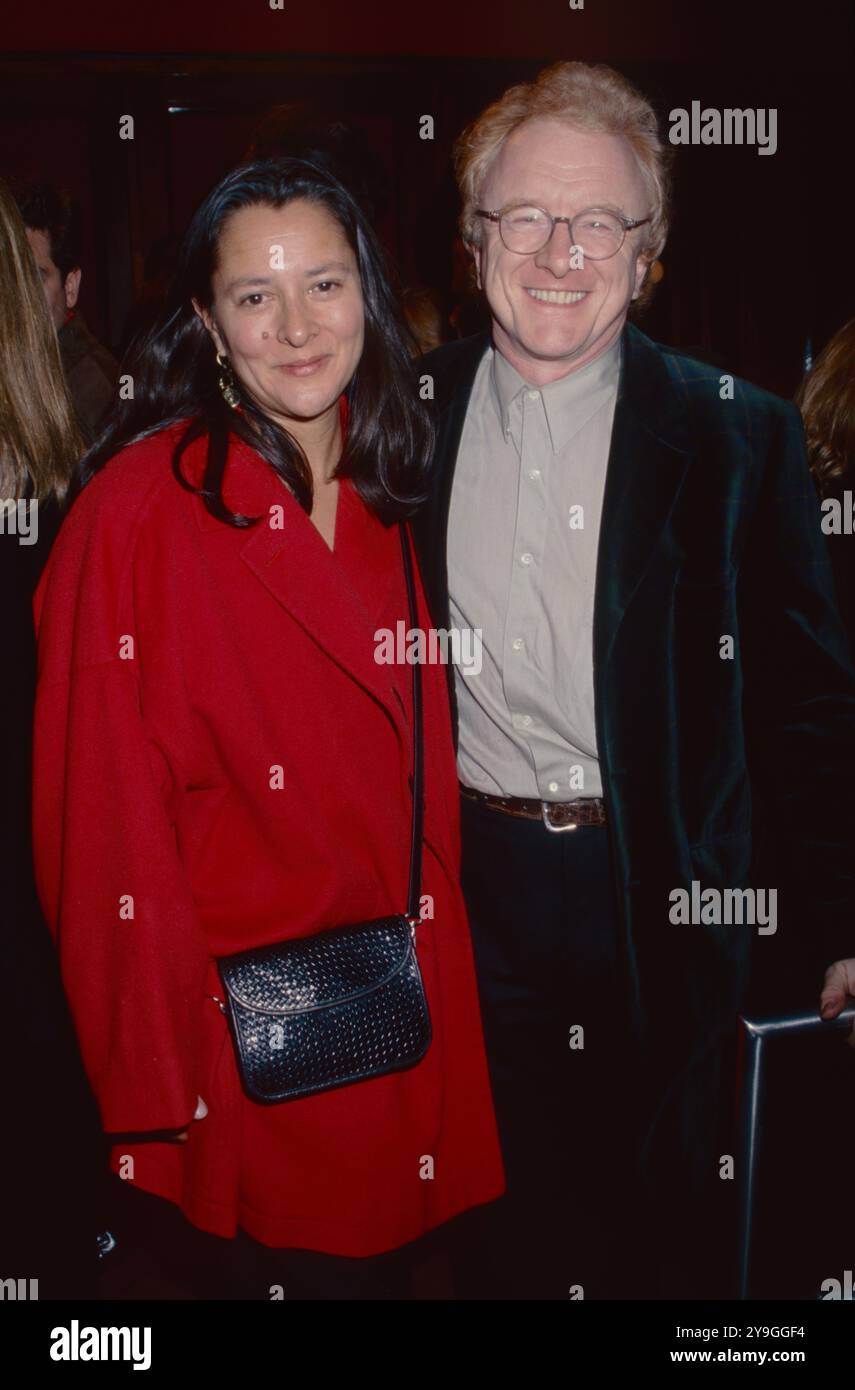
left=31, top=502, right=210, bottom=1136
left=739, top=398, right=855, bottom=972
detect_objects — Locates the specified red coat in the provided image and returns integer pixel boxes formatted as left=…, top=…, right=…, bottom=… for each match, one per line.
left=32, top=422, right=505, bottom=1255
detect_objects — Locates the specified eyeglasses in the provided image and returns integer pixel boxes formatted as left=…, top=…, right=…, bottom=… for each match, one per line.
left=475, top=204, right=651, bottom=259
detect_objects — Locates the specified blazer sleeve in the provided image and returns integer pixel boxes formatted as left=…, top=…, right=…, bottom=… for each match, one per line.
left=739, top=399, right=855, bottom=970
left=31, top=507, right=209, bottom=1136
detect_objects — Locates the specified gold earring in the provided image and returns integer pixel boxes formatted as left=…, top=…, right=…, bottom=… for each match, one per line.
left=216, top=351, right=240, bottom=409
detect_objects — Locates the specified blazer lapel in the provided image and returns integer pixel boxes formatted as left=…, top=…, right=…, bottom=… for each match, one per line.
left=434, top=333, right=492, bottom=516
left=419, top=332, right=491, bottom=631
left=593, top=324, right=695, bottom=683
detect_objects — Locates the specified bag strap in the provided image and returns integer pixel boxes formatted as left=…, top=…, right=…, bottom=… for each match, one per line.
left=399, top=523, right=424, bottom=923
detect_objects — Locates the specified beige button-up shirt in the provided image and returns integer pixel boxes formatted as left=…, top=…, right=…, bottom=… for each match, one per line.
left=447, top=336, right=621, bottom=800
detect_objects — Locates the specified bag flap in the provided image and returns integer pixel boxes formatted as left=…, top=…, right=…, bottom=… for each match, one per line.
left=218, top=915, right=414, bottom=1014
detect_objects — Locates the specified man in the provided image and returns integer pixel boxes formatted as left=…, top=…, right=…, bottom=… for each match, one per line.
left=17, top=180, right=118, bottom=443
left=412, top=61, right=855, bottom=1299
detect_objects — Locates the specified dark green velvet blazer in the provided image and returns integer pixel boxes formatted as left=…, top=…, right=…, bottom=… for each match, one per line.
left=412, top=322, right=855, bottom=1167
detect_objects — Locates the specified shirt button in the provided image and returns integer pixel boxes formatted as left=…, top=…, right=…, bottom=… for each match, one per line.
left=529, top=468, right=541, bottom=481
left=520, top=552, right=533, bottom=566
left=548, top=780, right=559, bottom=793
left=521, top=715, right=533, bottom=727
left=512, top=638, right=523, bottom=651
left=526, top=390, right=539, bottom=401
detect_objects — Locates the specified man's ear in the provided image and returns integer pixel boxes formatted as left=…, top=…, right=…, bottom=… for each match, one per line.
left=630, top=257, right=664, bottom=313
left=471, top=242, right=483, bottom=293
left=63, top=267, right=81, bottom=311
left=630, top=252, right=651, bottom=302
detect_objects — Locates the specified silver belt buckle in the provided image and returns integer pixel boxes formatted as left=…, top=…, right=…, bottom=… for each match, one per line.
left=541, top=801, right=578, bottom=833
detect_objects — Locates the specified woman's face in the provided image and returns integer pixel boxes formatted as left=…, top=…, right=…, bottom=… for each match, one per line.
left=194, top=197, right=365, bottom=429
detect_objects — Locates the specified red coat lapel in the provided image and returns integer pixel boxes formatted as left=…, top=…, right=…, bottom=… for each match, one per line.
left=187, top=431, right=408, bottom=737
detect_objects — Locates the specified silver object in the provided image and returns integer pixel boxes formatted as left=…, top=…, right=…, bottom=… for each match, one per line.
left=96, top=1229, right=118, bottom=1260
left=541, top=801, right=579, bottom=833
left=736, top=1004, right=855, bottom=1298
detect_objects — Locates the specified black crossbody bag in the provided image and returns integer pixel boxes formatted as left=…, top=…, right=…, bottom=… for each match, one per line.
left=215, top=524, right=431, bottom=1104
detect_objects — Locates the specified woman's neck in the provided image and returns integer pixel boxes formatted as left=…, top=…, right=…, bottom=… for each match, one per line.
left=277, top=401, right=342, bottom=486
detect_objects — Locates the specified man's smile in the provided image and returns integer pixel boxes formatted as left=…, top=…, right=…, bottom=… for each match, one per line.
left=524, top=287, right=589, bottom=304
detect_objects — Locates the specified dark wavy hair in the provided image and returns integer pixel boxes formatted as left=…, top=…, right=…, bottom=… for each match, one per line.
left=78, top=158, right=432, bottom=526
left=14, top=179, right=82, bottom=281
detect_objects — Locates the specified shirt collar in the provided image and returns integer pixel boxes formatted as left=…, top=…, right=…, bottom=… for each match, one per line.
left=490, top=332, right=622, bottom=456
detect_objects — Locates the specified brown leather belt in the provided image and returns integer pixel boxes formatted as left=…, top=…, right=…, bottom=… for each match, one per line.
left=459, top=782, right=606, bottom=832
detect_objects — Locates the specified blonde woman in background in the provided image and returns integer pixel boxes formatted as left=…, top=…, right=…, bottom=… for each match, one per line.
left=0, top=176, right=103, bottom=1298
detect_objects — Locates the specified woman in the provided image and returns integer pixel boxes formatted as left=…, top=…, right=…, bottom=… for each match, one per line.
left=0, top=176, right=104, bottom=1297
left=32, top=158, right=505, bottom=1299
left=796, top=318, right=855, bottom=644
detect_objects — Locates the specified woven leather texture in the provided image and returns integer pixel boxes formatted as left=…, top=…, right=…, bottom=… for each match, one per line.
left=218, top=915, right=432, bottom=1103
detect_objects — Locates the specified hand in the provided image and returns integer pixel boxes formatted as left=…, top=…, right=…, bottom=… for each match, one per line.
left=173, top=1094, right=208, bottom=1143
left=819, top=960, right=855, bottom=1046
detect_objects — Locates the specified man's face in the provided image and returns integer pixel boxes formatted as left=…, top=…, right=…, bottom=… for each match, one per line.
left=473, top=118, right=652, bottom=384
left=25, top=227, right=80, bottom=332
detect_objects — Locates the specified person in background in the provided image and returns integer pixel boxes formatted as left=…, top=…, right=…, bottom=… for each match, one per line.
left=0, top=175, right=104, bottom=1297
left=796, top=317, right=855, bottom=642
left=14, top=179, right=118, bottom=444
left=402, top=284, right=447, bottom=355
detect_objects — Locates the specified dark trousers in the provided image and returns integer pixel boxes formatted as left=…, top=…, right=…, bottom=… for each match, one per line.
left=452, top=793, right=650, bottom=1300
left=98, top=1176, right=422, bottom=1300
